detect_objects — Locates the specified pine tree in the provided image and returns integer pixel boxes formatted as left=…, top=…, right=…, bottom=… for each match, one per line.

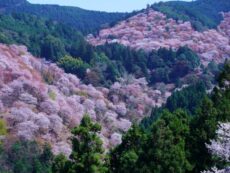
left=109, top=125, right=146, bottom=173
left=53, top=114, right=108, bottom=173
left=144, top=110, right=192, bottom=173
left=189, top=97, right=218, bottom=172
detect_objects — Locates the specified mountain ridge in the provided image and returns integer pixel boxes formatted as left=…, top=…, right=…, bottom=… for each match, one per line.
left=151, top=0, right=230, bottom=30
left=0, top=0, right=127, bottom=34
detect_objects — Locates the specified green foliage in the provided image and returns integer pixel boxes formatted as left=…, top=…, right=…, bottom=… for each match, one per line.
left=149, top=47, right=200, bottom=84
left=97, top=44, right=200, bottom=85
left=0, top=13, right=82, bottom=60
left=0, top=13, right=98, bottom=81
left=0, top=119, right=7, bottom=147
left=140, top=107, right=165, bottom=130
left=0, top=119, right=7, bottom=136
left=111, top=96, right=224, bottom=173
left=152, top=0, right=230, bottom=31
left=145, top=110, right=192, bottom=173
left=1, top=0, right=126, bottom=35
left=189, top=97, right=218, bottom=172
left=109, top=125, right=146, bottom=173
left=1, top=64, right=230, bottom=173
left=212, top=61, right=230, bottom=122
left=58, top=55, right=89, bottom=79
left=141, top=81, right=207, bottom=129
left=52, top=154, right=69, bottom=173
left=41, top=35, right=66, bottom=62
left=166, top=81, right=206, bottom=114
left=86, top=52, right=120, bottom=86
left=0, top=141, right=53, bottom=173
left=53, top=115, right=108, bottom=173
left=113, top=62, right=230, bottom=173
left=110, top=110, right=192, bottom=173
left=0, top=0, right=225, bottom=89
left=96, top=44, right=149, bottom=79
left=217, top=62, right=230, bottom=88
left=48, top=90, right=57, bottom=101
left=0, top=12, right=202, bottom=87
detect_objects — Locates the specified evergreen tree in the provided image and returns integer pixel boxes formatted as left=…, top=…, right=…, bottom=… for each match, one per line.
left=52, top=154, right=70, bottom=173
left=213, top=61, right=230, bottom=121
left=53, top=115, right=108, bottom=173
left=189, top=97, right=218, bottom=172
left=0, top=141, right=53, bottom=173
left=109, top=125, right=146, bottom=173
left=143, top=110, right=192, bottom=173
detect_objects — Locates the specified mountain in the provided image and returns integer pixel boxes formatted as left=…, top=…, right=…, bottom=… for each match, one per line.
left=0, top=1, right=230, bottom=172
left=152, top=0, right=230, bottom=31
left=87, top=9, right=230, bottom=66
left=0, top=43, right=229, bottom=173
left=0, top=12, right=92, bottom=61
left=0, top=12, right=208, bottom=89
left=0, top=0, right=127, bottom=34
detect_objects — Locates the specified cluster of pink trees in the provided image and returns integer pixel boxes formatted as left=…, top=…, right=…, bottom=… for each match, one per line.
left=108, top=76, right=171, bottom=121
left=87, top=10, right=230, bottom=66
left=0, top=43, right=171, bottom=154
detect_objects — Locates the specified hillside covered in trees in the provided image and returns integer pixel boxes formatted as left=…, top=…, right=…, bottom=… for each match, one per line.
left=0, top=0, right=127, bottom=34
left=0, top=43, right=229, bottom=172
left=88, top=9, right=230, bottom=67
left=152, top=0, right=230, bottom=31
left=0, top=0, right=229, bottom=172
left=0, top=12, right=216, bottom=88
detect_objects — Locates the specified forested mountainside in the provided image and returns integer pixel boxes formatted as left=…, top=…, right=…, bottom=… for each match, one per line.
left=0, top=43, right=173, bottom=154
left=0, top=0, right=229, bottom=172
left=0, top=13, right=97, bottom=64
left=152, top=0, right=230, bottom=31
left=1, top=12, right=218, bottom=88
left=87, top=9, right=230, bottom=66
left=0, top=0, right=126, bottom=34
left=0, top=43, right=229, bottom=173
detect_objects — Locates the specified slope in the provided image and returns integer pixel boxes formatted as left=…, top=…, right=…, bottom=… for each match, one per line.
left=0, top=0, right=127, bottom=34
left=152, top=0, right=230, bottom=31
left=0, top=43, right=169, bottom=154
left=87, top=9, right=230, bottom=66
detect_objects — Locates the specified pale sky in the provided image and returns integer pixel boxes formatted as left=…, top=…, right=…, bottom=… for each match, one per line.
left=28, top=0, right=191, bottom=12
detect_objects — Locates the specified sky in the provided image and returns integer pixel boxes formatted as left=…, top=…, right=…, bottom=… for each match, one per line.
left=28, top=0, right=191, bottom=12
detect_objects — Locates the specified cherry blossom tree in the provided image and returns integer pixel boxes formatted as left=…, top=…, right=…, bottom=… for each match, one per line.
left=202, top=123, right=230, bottom=173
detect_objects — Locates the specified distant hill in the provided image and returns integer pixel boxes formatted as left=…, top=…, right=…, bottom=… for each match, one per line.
left=0, top=0, right=127, bottom=34
left=0, top=13, right=88, bottom=60
left=152, top=0, right=230, bottom=31
left=2, top=0, right=228, bottom=34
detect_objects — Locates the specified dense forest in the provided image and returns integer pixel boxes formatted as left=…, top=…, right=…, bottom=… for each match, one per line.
left=0, top=0, right=126, bottom=34
left=152, top=0, right=230, bottom=31
left=2, top=0, right=230, bottom=33
left=0, top=0, right=229, bottom=172
left=0, top=62, right=229, bottom=173
left=2, top=0, right=230, bottom=34
left=0, top=0, right=226, bottom=88
left=0, top=12, right=217, bottom=88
